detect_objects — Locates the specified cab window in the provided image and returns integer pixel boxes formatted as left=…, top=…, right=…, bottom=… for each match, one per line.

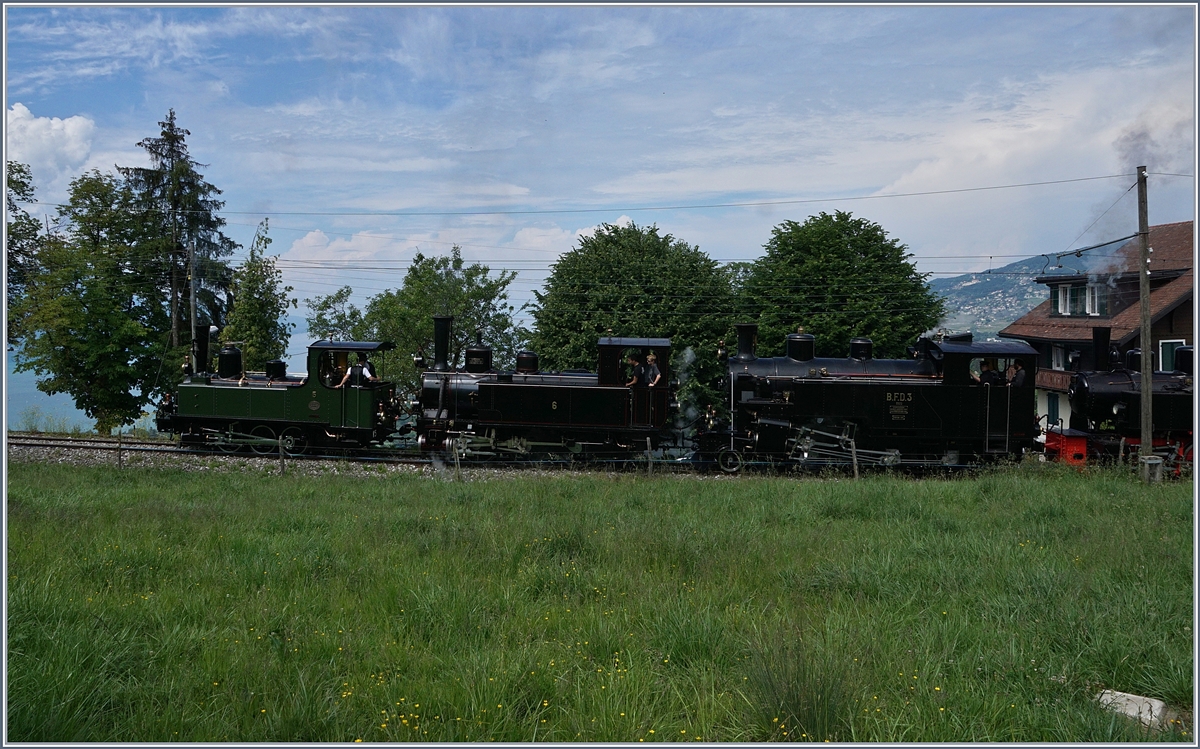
left=319, top=350, right=350, bottom=387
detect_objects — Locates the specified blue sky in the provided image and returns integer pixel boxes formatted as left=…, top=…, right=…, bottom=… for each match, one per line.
left=4, top=5, right=1196, bottom=428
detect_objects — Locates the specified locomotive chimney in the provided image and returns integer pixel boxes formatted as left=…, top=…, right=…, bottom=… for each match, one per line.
left=432, top=315, right=452, bottom=371
left=1091, top=326, right=1111, bottom=372
left=734, top=323, right=758, bottom=362
left=194, top=324, right=213, bottom=374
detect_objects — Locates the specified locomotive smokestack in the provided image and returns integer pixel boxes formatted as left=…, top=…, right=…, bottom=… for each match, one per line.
left=1091, top=326, right=1111, bottom=372
left=734, top=323, right=758, bottom=362
left=433, top=315, right=452, bottom=372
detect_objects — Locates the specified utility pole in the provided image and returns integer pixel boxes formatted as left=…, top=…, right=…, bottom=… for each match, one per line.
left=1136, top=165, right=1157, bottom=482
left=189, top=241, right=198, bottom=373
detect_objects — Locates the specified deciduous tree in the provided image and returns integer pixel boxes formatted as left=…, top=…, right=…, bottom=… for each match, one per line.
left=302, top=247, right=523, bottom=397
left=739, top=211, right=944, bottom=358
left=360, top=247, right=523, bottom=396
left=530, top=221, right=734, bottom=409
left=220, top=220, right=296, bottom=370
left=304, top=286, right=365, bottom=342
left=6, top=161, right=42, bottom=345
left=12, top=171, right=168, bottom=432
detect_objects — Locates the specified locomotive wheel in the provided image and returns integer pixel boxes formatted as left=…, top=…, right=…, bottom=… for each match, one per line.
left=280, top=427, right=309, bottom=456
left=250, top=425, right=277, bottom=455
left=217, top=431, right=242, bottom=454
left=717, top=448, right=743, bottom=475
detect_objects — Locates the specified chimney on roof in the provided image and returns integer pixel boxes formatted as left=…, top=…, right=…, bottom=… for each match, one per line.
left=1091, top=326, right=1111, bottom=372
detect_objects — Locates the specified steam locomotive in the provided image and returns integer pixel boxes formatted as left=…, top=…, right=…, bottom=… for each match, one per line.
left=155, top=332, right=405, bottom=454
left=694, top=323, right=1041, bottom=472
left=412, top=316, right=677, bottom=458
left=1048, top=344, right=1194, bottom=466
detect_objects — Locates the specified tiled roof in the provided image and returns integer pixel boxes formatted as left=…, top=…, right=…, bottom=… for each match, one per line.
left=1110, top=220, right=1193, bottom=274
left=999, top=269, right=1193, bottom=344
left=999, top=220, right=1193, bottom=344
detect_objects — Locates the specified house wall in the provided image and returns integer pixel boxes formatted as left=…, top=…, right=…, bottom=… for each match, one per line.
left=1123, top=297, right=1192, bottom=368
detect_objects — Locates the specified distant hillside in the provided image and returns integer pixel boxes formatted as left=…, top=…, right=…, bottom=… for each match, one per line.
left=928, top=255, right=1088, bottom=340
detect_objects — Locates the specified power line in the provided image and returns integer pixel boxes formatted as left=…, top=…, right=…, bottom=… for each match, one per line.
left=210, top=173, right=1139, bottom=216
left=21, top=172, right=1136, bottom=218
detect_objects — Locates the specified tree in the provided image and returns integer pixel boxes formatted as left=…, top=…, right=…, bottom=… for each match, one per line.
left=220, top=219, right=296, bottom=371
left=12, top=170, right=169, bottom=432
left=119, top=109, right=236, bottom=349
left=529, top=221, right=734, bottom=409
left=303, top=247, right=524, bottom=397
left=739, top=212, right=944, bottom=358
left=304, top=286, right=366, bottom=342
left=6, top=161, right=42, bottom=345
left=359, top=247, right=524, bottom=396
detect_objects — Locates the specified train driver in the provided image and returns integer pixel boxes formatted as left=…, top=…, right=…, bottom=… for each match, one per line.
left=972, top=359, right=1003, bottom=386
left=336, top=352, right=380, bottom=388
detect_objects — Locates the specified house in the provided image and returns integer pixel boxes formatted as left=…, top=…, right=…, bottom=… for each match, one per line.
left=998, top=220, right=1193, bottom=428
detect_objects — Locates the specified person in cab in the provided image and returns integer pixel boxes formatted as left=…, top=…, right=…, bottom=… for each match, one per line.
left=336, top=352, right=379, bottom=388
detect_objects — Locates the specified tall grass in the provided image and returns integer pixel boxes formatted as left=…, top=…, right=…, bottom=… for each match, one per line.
left=6, top=462, right=1192, bottom=741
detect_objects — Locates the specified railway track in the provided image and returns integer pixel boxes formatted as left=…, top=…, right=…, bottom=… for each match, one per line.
left=8, top=432, right=435, bottom=466
left=5, top=431, right=712, bottom=474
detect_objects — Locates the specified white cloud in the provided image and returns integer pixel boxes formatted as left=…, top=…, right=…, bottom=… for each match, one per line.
left=5, top=103, right=95, bottom=187
left=285, top=229, right=407, bottom=263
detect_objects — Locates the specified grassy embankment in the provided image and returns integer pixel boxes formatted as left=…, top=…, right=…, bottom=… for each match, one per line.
left=6, top=462, right=1192, bottom=742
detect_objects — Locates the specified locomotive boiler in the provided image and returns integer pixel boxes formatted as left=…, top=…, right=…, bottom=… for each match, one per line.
left=413, top=316, right=677, bottom=457
left=696, top=323, right=1040, bottom=472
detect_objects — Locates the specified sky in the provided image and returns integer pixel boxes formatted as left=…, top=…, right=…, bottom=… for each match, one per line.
left=4, top=4, right=1197, bottom=428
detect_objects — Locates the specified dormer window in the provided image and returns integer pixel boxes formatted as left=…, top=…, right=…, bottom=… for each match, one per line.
left=1053, top=283, right=1103, bottom=316
left=1086, top=284, right=1109, bottom=316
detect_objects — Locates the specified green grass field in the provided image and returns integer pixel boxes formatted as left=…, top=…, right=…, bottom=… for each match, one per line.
left=6, top=461, right=1193, bottom=742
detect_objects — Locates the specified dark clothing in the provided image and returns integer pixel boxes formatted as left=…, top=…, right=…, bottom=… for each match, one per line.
left=1009, top=368, right=1026, bottom=387
left=645, top=363, right=661, bottom=386
left=628, top=363, right=646, bottom=386
left=979, top=369, right=1002, bottom=386
left=349, top=360, right=376, bottom=386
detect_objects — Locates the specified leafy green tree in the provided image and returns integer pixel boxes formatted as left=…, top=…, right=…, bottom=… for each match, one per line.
left=740, top=211, right=944, bottom=358
left=12, top=170, right=168, bottom=432
left=304, top=286, right=366, bottom=342
left=119, top=109, right=236, bottom=349
left=6, top=161, right=42, bottom=345
left=220, top=220, right=296, bottom=371
left=529, top=221, right=734, bottom=409
left=358, top=246, right=524, bottom=396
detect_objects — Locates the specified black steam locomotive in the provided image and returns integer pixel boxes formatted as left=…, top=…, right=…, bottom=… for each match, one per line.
left=1058, top=345, right=1194, bottom=465
left=695, top=323, right=1040, bottom=472
left=412, top=316, right=677, bottom=458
